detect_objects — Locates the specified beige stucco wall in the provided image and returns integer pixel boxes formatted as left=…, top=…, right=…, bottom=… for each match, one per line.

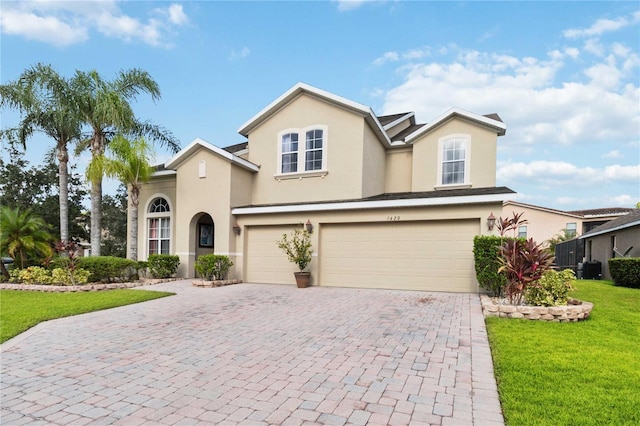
left=501, top=204, right=581, bottom=245
left=385, top=148, right=413, bottom=193
left=411, top=118, right=498, bottom=192
left=246, top=94, right=370, bottom=204
left=361, top=122, right=386, bottom=198
left=134, top=175, right=177, bottom=261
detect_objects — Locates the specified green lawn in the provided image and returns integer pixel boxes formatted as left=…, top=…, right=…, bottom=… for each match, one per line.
left=487, top=280, right=640, bottom=426
left=0, top=289, right=174, bottom=344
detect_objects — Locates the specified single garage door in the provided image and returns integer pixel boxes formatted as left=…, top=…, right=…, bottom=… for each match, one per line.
left=319, top=220, right=479, bottom=292
left=245, top=225, right=297, bottom=284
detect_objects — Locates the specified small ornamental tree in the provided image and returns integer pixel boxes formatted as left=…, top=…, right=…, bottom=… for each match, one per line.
left=277, top=227, right=312, bottom=272
left=497, top=212, right=555, bottom=305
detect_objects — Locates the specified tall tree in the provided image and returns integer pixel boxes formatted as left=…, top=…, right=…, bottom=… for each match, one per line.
left=0, top=147, right=89, bottom=243
left=101, top=186, right=128, bottom=258
left=71, top=69, right=179, bottom=256
left=0, top=207, right=54, bottom=271
left=99, top=136, right=155, bottom=260
left=0, top=63, right=82, bottom=244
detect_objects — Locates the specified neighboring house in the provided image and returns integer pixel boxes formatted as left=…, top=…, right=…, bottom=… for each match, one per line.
left=578, top=209, right=640, bottom=280
left=502, top=200, right=634, bottom=244
left=131, top=82, right=513, bottom=292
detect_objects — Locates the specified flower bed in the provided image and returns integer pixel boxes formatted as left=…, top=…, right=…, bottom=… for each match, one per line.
left=481, top=295, right=593, bottom=322
left=0, top=278, right=180, bottom=292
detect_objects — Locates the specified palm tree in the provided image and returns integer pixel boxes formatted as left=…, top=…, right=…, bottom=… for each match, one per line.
left=0, top=207, right=54, bottom=271
left=90, top=136, right=155, bottom=260
left=71, top=69, right=180, bottom=256
left=0, top=63, right=82, bottom=244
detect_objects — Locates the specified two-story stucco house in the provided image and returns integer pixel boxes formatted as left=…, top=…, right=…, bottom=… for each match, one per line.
left=131, top=83, right=514, bottom=292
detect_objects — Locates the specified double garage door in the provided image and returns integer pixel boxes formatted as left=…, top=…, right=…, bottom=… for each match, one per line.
left=245, top=220, right=479, bottom=292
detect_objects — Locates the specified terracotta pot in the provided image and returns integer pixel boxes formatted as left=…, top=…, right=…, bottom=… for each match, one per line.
left=294, top=272, right=311, bottom=288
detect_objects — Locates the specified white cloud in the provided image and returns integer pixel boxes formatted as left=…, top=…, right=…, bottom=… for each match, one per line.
left=602, top=150, right=622, bottom=159
left=334, top=0, right=368, bottom=12
left=230, top=47, right=251, bottom=61
left=0, top=6, right=88, bottom=47
left=563, top=12, right=639, bottom=39
left=0, top=1, right=189, bottom=47
left=167, top=4, right=189, bottom=26
left=496, top=161, right=640, bottom=187
left=373, top=51, right=400, bottom=66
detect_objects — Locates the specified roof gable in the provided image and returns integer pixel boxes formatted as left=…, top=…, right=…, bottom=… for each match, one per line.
left=164, top=137, right=259, bottom=172
left=237, top=82, right=391, bottom=147
left=405, top=107, right=507, bottom=143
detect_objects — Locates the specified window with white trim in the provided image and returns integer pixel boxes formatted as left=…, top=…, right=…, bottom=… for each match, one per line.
left=278, top=126, right=326, bottom=175
left=566, top=222, right=577, bottom=238
left=437, top=135, right=470, bottom=187
left=518, top=225, right=527, bottom=238
left=148, top=197, right=171, bottom=255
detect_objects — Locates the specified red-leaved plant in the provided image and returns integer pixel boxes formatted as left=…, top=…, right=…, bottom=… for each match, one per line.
left=497, top=213, right=555, bottom=305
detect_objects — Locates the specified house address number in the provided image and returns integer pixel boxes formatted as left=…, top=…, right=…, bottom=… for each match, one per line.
left=387, top=215, right=401, bottom=221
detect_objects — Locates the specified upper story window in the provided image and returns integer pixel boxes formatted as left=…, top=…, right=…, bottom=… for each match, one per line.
left=150, top=197, right=170, bottom=213
left=278, top=126, right=327, bottom=176
left=437, top=135, right=470, bottom=187
left=566, top=222, right=577, bottom=237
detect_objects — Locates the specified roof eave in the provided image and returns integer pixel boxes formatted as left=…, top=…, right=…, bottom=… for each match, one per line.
left=405, top=108, right=507, bottom=143
left=165, top=137, right=259, bottom=172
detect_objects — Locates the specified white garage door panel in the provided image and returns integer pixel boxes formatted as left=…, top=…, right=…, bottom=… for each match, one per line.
left=246, top=226, right=297, bottom=284
left=319, top=220, right=478, bottom=292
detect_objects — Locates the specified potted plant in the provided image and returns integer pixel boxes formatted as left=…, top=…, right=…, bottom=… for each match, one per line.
left=277, top=227, right=313, bottom=288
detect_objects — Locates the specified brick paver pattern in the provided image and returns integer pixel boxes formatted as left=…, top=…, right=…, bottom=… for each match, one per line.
left=1, top=282, right=504, bottom=425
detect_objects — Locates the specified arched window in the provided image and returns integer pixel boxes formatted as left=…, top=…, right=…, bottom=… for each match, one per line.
left=147, top=197, right=171, bottom=255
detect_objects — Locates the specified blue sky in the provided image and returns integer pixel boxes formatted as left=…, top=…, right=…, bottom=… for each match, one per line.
left=1, top=0, right=639, bottom=211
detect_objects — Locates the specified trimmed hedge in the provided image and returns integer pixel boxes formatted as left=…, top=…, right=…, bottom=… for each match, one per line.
left=78, top=256, right=138, bottom=283
left=195, top=254, right=233, bottom=280
left=148, top=254, right=180, bottom=278
left=473, top=235, right=507, bottom=296
left=609, top=258, right=640, bottom=288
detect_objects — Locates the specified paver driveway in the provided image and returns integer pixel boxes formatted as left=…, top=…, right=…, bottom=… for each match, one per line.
left=1, top=281, right=504, bottom=425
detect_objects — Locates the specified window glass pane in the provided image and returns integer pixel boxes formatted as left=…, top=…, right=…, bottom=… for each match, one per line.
left=149, top=240, right=158, bottom=255
left=150, top=198, right=170, bottom=213
left=160, top=240, right=170, bottom=254
left=282, top=153, right=298, bottom=173
left=305, top=129, right=323, bottom=171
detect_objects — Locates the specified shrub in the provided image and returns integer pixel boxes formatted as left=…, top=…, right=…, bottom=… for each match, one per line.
left=525, top=269, right=575, bottom=306
left=148, top=254, right=180, bottom=278
left=9, top=266, right=53, bottom=284
left=195, top=254, right=234, bottom=280
left=497, top=213, right=555, bottom=305
left=277, top=227, right=312, bottom=272
left=51, top=268, right=91, bottom=285
left=473, top=235, right=507, bottom=297
left=609, top=258, right=640, bottom=288
left=137, top=261, right=149, bottom=279
left=78, top=256, right=138, bottom=283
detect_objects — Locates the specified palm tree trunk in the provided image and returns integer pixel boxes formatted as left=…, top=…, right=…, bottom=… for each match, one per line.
left=57, top=145, right=69, bottom=243
left=90, top=177, right=102, bottom=256
left=130, top=203, right=138, bottom=261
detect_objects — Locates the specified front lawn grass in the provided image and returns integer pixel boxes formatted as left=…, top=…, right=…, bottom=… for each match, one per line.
left=0, top=289, right=174, bottom=344
left=487, top=280, right=640, bottom=426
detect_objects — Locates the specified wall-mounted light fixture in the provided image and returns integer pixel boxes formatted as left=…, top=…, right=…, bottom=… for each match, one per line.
left=305, top=219, right=313, bottom=234
left=487, top=212, right=496, bottom=231
left=233, top=224, right=241, bottom=236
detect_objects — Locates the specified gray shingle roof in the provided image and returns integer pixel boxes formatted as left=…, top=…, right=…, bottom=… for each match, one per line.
left=579, top=209, right=640, bottom=238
